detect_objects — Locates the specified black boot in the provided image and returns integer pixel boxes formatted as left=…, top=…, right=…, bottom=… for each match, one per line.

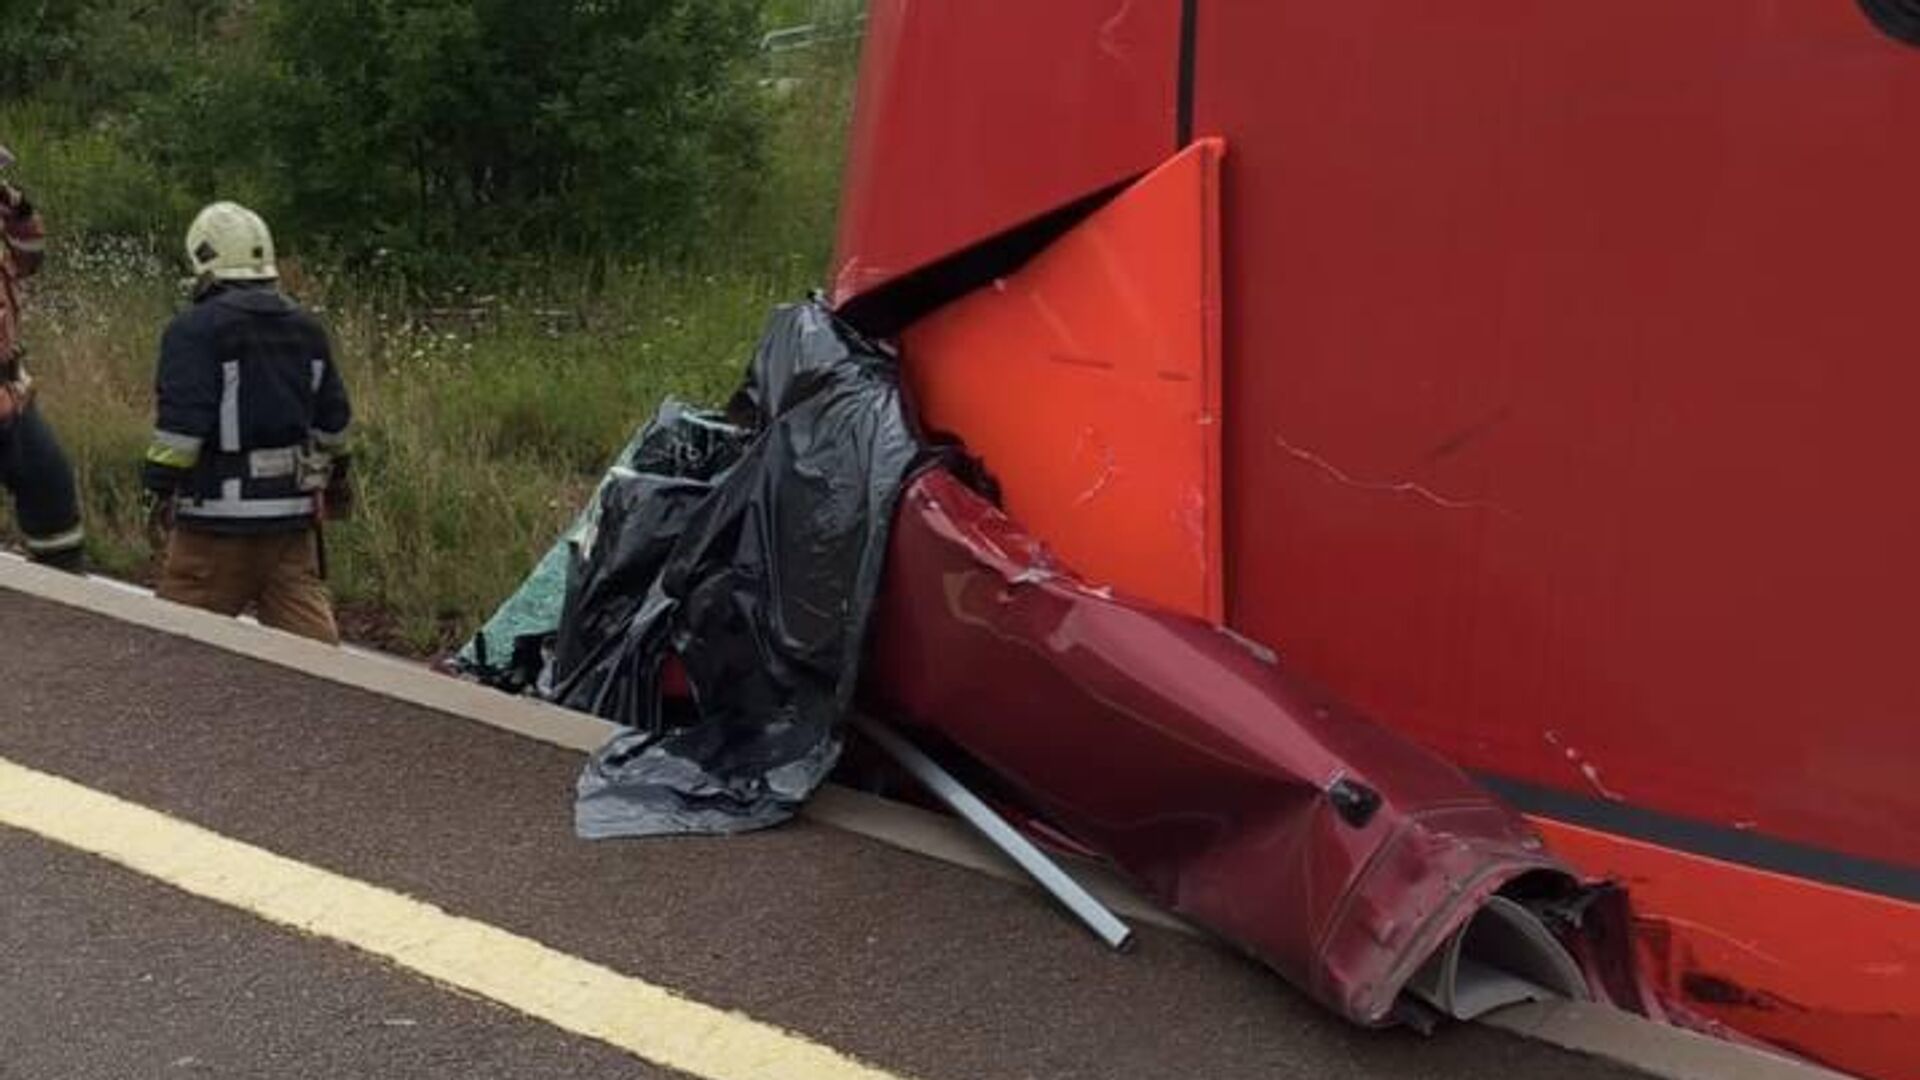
left=28, top=543, right=84, bottom=574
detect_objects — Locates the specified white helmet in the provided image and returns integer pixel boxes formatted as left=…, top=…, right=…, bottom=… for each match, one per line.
left=185, top=201, right=277, bottom=282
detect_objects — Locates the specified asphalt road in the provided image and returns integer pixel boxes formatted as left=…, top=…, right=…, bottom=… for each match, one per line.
left=0, top=829, right=671, bottom=1080
left=0, top=588, right=1651, bottom=1080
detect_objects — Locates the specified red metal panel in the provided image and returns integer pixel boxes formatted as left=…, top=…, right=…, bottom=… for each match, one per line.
left=831, top=0, right=1182, bottom=305
left=836, top=2, right=1920, bottom=1071
left=1198, top=0, right=1920, bottom=880
left=901, top=140, right=1225, bottom=621
left=1193, top=7, right=1920, bottom=1073
left=1538, top=819, right=1920, bottom=1080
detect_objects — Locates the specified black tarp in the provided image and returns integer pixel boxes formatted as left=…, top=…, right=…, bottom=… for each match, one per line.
left=540, top=299, right=922, bottom=837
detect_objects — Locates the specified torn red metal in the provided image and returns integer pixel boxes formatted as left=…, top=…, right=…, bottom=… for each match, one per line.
left=865, top=467, right=1647, bottom=1026
left=901, top=139, right=1226, bottom=625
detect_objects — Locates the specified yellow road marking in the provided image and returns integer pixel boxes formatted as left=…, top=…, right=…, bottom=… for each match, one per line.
left=0, top=756, right=914, bottom=1080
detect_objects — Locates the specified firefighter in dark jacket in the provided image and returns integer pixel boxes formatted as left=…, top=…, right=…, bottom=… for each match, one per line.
left=143, top=202, right=352, bottom=643
left=0, top=159, right=85, bottom=570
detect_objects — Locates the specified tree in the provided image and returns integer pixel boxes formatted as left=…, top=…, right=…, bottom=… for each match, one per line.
left=1, top=0, right=772, bottom=272
left=253, top=0, right=768, bottom=268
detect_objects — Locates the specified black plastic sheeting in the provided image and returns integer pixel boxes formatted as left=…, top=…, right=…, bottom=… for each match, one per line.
left=547, top=401, right=751, bottom=718
left=467, top=299, right=923, bottom=837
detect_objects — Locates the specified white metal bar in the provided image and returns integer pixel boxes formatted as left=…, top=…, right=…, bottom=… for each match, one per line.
left=853, top=715, right=1135, bottom=952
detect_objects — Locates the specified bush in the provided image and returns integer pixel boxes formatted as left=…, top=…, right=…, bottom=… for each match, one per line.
left=0, top=3, right=87, bottom=99
left=19, top=123, right=193, bottom=239
left=239, top=0, right=769, bottom=268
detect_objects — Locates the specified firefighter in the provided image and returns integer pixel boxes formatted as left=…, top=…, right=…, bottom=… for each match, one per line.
left=0, top=163, right=85, bottom=571
left=142, top=202, right=353, bottom=643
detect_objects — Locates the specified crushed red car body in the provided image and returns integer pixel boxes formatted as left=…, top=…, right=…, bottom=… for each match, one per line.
left=866, top=468, right=1646, bottom=1026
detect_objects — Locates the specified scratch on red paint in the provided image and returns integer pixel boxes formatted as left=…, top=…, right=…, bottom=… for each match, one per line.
left=1273, top=432, right=1515, bottom=517
left=1544, top=730, right=1626, bottom=802
left=1073, top=427, right=1119, bottom=506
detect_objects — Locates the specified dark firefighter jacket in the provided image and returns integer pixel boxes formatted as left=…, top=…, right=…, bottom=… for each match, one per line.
left=142, top=283, right=352, bottom=533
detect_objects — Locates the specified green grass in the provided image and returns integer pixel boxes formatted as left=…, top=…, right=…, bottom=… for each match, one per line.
left=4, top=29, right=863, bottom=655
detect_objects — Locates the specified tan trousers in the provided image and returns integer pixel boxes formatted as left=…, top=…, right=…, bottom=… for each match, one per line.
left=156, top=527, right=340, bottom=644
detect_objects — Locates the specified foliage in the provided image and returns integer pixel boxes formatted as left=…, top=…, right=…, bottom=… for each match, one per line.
left=254, top=0, right=765, bottom=265
left=3, top=0, right=773, bottom=272
left=0, top=2, right=87, bottom=99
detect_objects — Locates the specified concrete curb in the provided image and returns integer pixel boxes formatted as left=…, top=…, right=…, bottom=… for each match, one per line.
left=0, top=556, right=1852, bottom=1080
left=1482, top=1002, right=1844, bottom=1080
left=0, top=555, right=613, bottom=754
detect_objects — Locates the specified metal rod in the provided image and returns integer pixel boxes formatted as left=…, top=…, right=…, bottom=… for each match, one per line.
left=853, top=716, right=1135, bottom=951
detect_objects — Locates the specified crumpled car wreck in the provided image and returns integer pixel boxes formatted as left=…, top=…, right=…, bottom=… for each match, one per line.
left=461, top=297, right=1658, bottom=1037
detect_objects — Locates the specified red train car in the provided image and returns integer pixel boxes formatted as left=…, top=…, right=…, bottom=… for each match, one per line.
left=831, top=4, right=1920, bottom=1078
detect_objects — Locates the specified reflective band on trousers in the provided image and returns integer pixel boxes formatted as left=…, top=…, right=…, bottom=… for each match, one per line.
left=178, top=495, right=315, bottom=519
left=24, top=525, right=84, bottom=552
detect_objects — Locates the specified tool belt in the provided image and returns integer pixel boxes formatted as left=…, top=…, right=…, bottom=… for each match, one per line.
left=204, top=443, right=334, bottom=492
